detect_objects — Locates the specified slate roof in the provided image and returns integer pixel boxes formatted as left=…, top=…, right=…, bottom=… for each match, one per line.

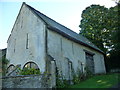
left=25, top=3, right=104, bottom=54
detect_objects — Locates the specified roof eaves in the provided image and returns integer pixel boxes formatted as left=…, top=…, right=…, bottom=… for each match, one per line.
left=47, top=25, right=104, bottom=54
left=25, top=3, right=104, bottom=55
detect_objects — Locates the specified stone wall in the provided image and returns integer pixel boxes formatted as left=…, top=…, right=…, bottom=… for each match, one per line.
left=0, top=49, right=7, bottom=90
left=0, top=49, right=6, bottom=59
left=1, top=74, right=54, bottom=88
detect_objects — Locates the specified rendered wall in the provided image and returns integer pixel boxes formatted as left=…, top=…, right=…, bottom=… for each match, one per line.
left=6, top=4, right=46, bottom=73
left=47, top=30, right=106, bottom=78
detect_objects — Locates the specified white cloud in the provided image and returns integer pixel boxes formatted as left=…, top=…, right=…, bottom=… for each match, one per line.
left=91, top=0, right=116, bottom=8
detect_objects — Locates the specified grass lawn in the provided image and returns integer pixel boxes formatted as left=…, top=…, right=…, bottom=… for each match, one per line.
left=69, top=73, right=119, bottom=88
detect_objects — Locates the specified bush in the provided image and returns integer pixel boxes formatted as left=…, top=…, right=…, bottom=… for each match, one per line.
left=72, top=75, right=81, bottom=84
left=85, top=66, right=94, bottom=78
left=72, top=68, right=87, bottom=85
left=56, top=68, right=69, bottom=88
left=0, top=57, right=9, bottom=76
left=19, top=67, right=40, bottom=75
left=56, top=76, right=69, bottom=88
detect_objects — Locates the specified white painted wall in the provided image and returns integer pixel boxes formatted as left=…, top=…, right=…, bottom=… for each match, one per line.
left=6, top=3, right=106, bottom=77
left=47, top=30, right=106, bottom=78
left=6, top=4, right=46, bottom=73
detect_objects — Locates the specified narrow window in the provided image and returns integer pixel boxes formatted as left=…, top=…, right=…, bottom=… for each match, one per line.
left=72, top=43, right=74, bottom=55
left=60, top=38, right=62, bottom=52
left=21, top=20, right=23, bottom=28
left=26, top=33, right=29, bottom=49
left=14, top=39, right=16, bottom=53
left=21, top=17, right=23, bottom=28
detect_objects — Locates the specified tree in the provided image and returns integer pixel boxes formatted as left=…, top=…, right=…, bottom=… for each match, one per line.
left=79, top=4, right=120, bottom=71
left=107, top=4, right=120, bottom=71
left=79, top=5, right=109, bottom=53
left=109, top=5, right=120, bottom=51
left=0, top=56, right=9, bottom=76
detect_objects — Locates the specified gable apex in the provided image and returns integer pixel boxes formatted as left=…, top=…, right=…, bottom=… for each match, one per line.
left=15, top=3, right=104, bottom=54
left=23, top=2, right=26, bottom=5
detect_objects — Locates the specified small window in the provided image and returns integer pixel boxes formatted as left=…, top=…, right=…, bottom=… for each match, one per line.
left=14, top=39, right=16, bottom=53
left=26, top=33, right=29, bottom=49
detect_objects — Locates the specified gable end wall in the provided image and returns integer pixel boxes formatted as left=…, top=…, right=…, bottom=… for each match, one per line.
left=6, top=4, right=46, bottom=73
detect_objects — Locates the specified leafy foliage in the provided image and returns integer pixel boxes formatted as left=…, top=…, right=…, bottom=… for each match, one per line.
left=0, top=56, right=9, bottom=76
left=55, top=67, right=69, bottom=88
left=79, top=3, right=120, bottom=71
left=72, top=74, right=81, bottom=85
left=72, top=68, right=86, bottom=84
left=80, top=5, right=109, bottom=52
left=19, top=67, right=40, bottom=75
left=105, top=4, right=120, bottom=71
left=85, top=66, right=94, bottom=78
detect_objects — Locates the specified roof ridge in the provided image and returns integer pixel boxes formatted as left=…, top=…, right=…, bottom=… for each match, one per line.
left=26, top=4, right=79, bottom=35
left=25, top=3, right=104, bottom=54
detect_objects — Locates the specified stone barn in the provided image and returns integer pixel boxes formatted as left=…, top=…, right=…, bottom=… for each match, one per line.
left=6, top=2, right=106, bottom=80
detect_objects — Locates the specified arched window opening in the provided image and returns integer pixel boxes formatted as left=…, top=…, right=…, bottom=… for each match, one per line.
left=7, top=64, right=15, bottom=74
left=23, top=62, right=39, bottom=70
left=22, top=62, right=40, bottom=75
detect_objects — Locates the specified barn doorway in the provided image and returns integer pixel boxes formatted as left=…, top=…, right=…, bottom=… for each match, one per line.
left=64, top=58, right=73, bottom=81
left=85, top=52, right=95, bottom=74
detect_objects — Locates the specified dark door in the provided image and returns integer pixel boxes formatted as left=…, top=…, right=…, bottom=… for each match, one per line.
left=86, top=53, right=94, bottom=74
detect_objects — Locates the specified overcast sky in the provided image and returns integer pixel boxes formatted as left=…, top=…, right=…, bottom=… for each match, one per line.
left=0, top=0, right=116, bottom=49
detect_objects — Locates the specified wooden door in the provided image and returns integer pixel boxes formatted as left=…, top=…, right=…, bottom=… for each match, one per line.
left=86, top=53, right=94, bottom=74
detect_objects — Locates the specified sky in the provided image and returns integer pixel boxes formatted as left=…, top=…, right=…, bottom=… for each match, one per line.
left=0, top=0, right=116, bottom=49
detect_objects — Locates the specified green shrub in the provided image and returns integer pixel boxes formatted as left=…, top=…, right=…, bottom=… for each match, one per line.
left=72, top=70, right=82, bottom=85
left=0, top=57, right=9, bottom=76
left=72, top=68, right=86, bottom=85
left=72, top=75, right=81, bottom=84
left=56, top=76, right=69, bottom=88
left=85, top=66, right=94, bottom=78
left=19, top=67, right=40, bottom=75
left=56, top=68, right=69, bottom=88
